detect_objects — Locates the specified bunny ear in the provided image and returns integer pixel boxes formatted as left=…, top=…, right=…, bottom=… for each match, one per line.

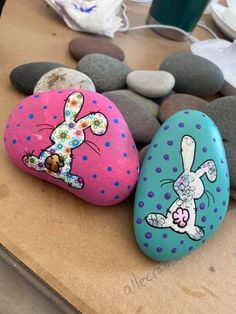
left=181, top=135, right=196, bottom=171
left=64, top=92, right=84, bottom=121
left=196, top=160, right=217, bottom=182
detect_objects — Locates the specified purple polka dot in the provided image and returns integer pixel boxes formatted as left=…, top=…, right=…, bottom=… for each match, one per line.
left=92, top=174, right=97, bottom=178
left=155, top=167, right=162, bottom=173
left=219, top=216, right=222, bottom=220
left=114, top=195, right=120, bottom=200
left=214, top=208, right=218, bottom=213
left=12, top=139, right=17, bottom=144
left=82, top=155, right=88, bottom=161
left=105, top=142, right=110, bottom=147
left=201, top=216, right=207, bottom=222
left=163, top=233, right=168, bottom=238
left=114, top=181, right=119, bottom=187
left=223, top=201, right=226, bottom=206
left=148, top=191, right=154, bottom=198
left=163, top=154, right=169, bottom=161
left=145, top=232, right=152, bottom=239
left=202, top=147, right=207, bottom=153
left=226, top=172, right=229, bottom=178
left=178, top=122, right=184, bottom=128
left=100, top=190, right=105, bottom=194
left=199, top=203, right=205, bottom=210
left=108, top=105, right=112, bottom=109
left=26, top=136, right=31, bottom=141
left=173, top=167, right=178, bottom=173
left=113, top=118, right=119, bottom=124
left=138, top=201, right=144, bottom=208
left=19, top=105, right=23, bottom=110
left=202, top=239, right=206, bottom=243
left=92, top=99, right=97, bottom=104
left=148, top=155, right=152, bottom=160
left=180, top=240, right=184, bottom=245
left=184, top=111, right=189, bottom=114
left=144, top=243, right=149, bottom=247
left=171, top=248, right=177, bottom=254
left=167, top=140, right=173, bottom=146
left=123, top=153, right=128, bottom=158
left=213, top=138, right=216, bottom=142
left=210, top=225, right=214, bottom=230
left=164, top=192, right=171, bottom=200
left=143, top=177, right=147, bottom=181
left=16, top=123, right=20, bottom=127
left=121, top=133, right=126, bottom=138
left=127, top=185, right=131, bottom=190
left=28, top=113, right=34, bottom=119
left=127, top=170, right=131, bottom=174
left=42, top=105, right=47, bottom=110
left=220, top=159, right=224, bottom=164
left=156, top=203, right=162, bottom=210
left=153, top=143, right=158, bottom=148
left=163, top=125, right=169, bottom=131
left=196, top=124, right=201, bottom=129
left=156, top=247, right=163, bottom=252
left=34, top=95, right=39, bottom=98
left=216, top=186, right=221, bottom=192
left=136, top=218, right=142, bottom=224
left=188, top=246, right=193, bottom=251
left=107, top=166, right=112, bottom=172
left=53, top=115, right=57, bottom=119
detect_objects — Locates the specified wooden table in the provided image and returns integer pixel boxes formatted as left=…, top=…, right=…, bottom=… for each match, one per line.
left=1, top=1, right=236, bottom=313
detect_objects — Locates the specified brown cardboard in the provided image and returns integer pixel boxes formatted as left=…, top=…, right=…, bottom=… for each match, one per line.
left=0, top=1, right=236, bottom=313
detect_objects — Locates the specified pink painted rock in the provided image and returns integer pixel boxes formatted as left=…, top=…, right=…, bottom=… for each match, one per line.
left=4, top=89, right=139, bottom=206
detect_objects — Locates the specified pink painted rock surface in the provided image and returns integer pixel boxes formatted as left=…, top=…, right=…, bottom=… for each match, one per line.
left=4, top=89, right=139, bottom=206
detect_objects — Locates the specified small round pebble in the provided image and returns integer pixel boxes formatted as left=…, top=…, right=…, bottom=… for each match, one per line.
left=126, top=70, right=175, bottom=98
left=159, top=93, right=208, bottom=122
left=10, top=62, right=64, bottom=95
left=159, top=52, right=224, bottom=96
left=69, top=36, right=125, bottom=61
left=77, top=54, right=131, bottom=93
left=103, top=91, right=160, bottom=145
left=34, top=67, right=95, bottom=93
left=103, top=90, right=160, bottom=118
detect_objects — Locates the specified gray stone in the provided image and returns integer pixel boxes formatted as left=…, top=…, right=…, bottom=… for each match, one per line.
left=139, top=144, right=150, bottom=165
left=34, top=67, right=95, bottom=93
left=77, top=54, right=131, bottom=93
left=126, top=70, right=175, bottom=98
left=104, top=90, right=160, bottom=117
left=103, top=91, right=160, bottom=145
left=160, top=52, right=224, bottom=97
left=202, top=96, right=236, bottom=189
left=153, top=90, right=176, bottom=105
left=159, top=93, right=208, bottom=122
left=10, top=62, right=64, bottom=95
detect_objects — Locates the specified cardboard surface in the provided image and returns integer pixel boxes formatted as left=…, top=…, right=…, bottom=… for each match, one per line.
left=0, top=1, right=236, bottom=313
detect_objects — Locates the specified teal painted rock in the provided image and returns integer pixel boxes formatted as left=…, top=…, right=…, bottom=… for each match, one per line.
left=134, top=110, right=229, bottom=261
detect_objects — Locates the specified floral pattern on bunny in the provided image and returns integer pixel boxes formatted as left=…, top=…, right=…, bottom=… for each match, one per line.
left=23, top=91, right=108, bottom=189
left=146, top=135, right=217, bottom=241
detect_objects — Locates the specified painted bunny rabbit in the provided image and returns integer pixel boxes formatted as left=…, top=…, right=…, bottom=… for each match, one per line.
left=23, top=91, right=108, bottom=189
left=146, top=135, right=217, bottom=241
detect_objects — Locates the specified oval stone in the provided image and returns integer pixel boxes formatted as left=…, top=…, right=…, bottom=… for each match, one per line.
left=102, top=90, right=160, bottom=146
left=126, top=70, right=175, bottom=98
left=4, top=90, right=139, bottom=206
left=159, top=93, right=208, bottom=122
left=34, top=68, right=95, bottom=93
left=202, top=96, right=236, bottom=191
left=77, top=54, right=131, bottom=93
left=10, top=62, right=64, bottom=95
left=159, top=53, right=224, bottom=97
left=134, top=110, right=229, bottom=261
left=69, top=37, right=125, bottom=61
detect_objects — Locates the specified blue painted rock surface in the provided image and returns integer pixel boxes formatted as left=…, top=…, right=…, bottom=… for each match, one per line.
left=134, top=110, right=230, bottom=261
